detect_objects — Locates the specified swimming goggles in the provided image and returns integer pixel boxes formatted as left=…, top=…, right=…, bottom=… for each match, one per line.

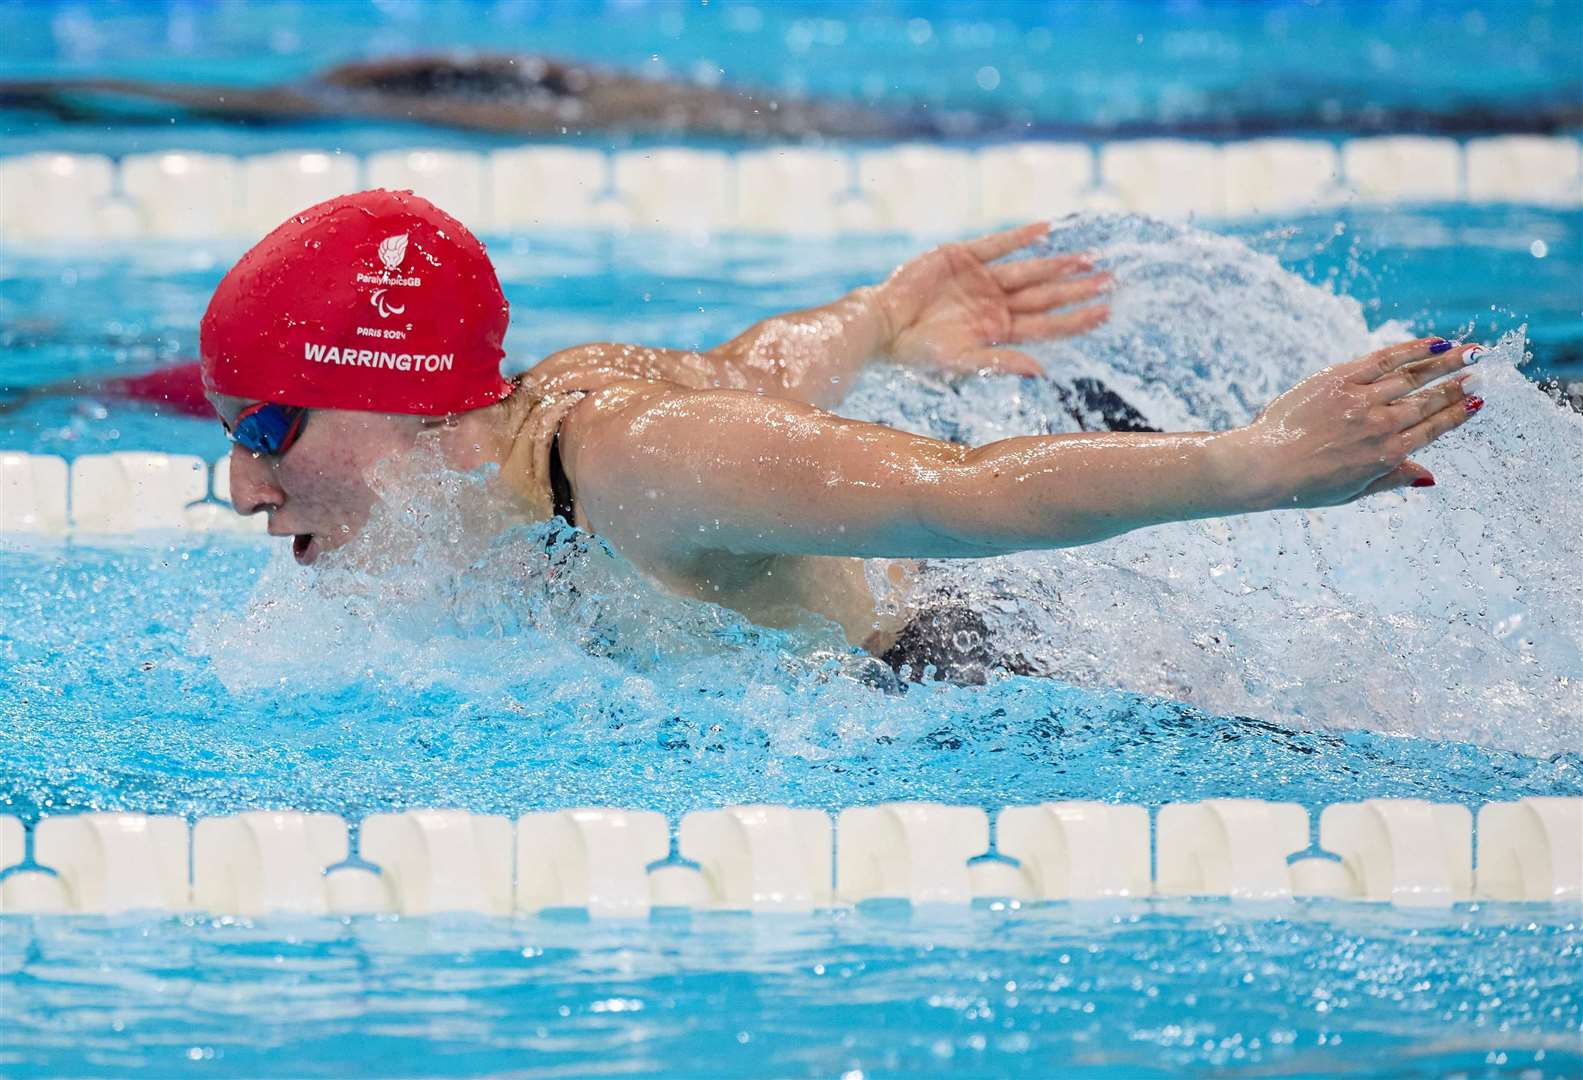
left=226, top=401, right=308, bottom=457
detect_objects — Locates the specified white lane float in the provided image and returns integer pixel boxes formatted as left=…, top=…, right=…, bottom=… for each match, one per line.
left=516, top=808, right=672, bottom=916
left=996, top=801, right=1151, bottom=899
left=836, top=802, right=989, bottom=905
left=32, top=813, right=189, bottom=913
left=360, top=809, right=514, bottom=915
left=1156, top=799, right=1310, bottom=899
left=678, top=805, right=833, bottom=911
left=0, top=453, right=69, bottom=536
left=1318, top=799, right=1473, bottom=907
left=192, top=811, right=355, bottom=916
left=70, top=452, right=208, bottom=534
left=1476, top=797, right=1583, bottom=902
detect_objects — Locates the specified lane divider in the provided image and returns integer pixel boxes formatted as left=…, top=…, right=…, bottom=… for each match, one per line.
left=2, top=135, right=1579, bottom=245
left=0, top=798, right=1576, bottom=916
left=1, top=451, right=263, bottom=537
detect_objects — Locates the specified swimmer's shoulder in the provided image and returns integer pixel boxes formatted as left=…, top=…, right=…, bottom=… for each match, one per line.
left=499, top=348, right=680, bottom=519
left=523, top=342, right=708, bottom=396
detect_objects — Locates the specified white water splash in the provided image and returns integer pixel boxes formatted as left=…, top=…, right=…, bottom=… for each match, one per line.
left=191, top=445, right=851, bottom=689
left=846, top=215, right=1582, bottom=753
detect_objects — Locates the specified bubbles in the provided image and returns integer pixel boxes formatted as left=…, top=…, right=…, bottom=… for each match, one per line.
left=843, top=214, right=1581, bottom=753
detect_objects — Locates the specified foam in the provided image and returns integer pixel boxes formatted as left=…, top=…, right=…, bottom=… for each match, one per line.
left=842, top=214, right=1582, bottom=753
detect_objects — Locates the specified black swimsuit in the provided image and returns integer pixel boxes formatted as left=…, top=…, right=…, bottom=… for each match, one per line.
left=548, top=434, right=577, bottom=526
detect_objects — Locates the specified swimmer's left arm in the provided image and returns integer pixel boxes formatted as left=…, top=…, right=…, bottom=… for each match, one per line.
left=529, top=222, right=1108, bottom=408
left=561, top=337, right=1479, bottom=563
left=562, top=383, right=1242, bottom=563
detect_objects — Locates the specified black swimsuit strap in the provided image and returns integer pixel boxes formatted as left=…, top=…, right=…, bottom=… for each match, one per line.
left=548, top=433, right=576, bottom=526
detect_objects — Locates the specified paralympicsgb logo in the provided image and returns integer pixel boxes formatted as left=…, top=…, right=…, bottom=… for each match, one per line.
left=369, top=233, right=412, bottom=318
left=378, top=233, right=408, bottom=270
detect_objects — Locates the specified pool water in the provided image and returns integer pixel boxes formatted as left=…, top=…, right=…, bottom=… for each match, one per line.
left=3, top=1, right=1582, bottom=1077
left=3, top=0, right=1579, bottom=157
left=3, top=210, right=1581, bottom=1076
left=2, top=902, right=1577, bottom=1079
left=3, top=204, right=1579, bottom=458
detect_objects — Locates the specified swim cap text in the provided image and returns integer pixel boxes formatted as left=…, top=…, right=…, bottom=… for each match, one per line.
left=304, top=342, right=454, bottom=373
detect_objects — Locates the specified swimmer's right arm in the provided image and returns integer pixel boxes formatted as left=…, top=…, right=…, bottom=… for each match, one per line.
left=560, top=338, right=1483, bottom=562
left=528, top=222, right=1109, bottom=409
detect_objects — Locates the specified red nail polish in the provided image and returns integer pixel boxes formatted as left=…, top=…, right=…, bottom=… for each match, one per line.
left=1464, top=396, right=1485, bottom=413
left=1411, top=477, right=1436, bottom=487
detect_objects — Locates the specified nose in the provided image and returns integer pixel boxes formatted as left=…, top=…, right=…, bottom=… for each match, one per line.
left=227, top=443, right=286, bottom=517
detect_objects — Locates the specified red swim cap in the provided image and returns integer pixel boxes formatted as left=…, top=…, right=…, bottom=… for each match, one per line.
left=200, top=189, right=511, bottom=416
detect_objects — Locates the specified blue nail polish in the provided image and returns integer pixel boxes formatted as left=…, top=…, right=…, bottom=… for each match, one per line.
left=1428, top=339, right=1453, bottom=354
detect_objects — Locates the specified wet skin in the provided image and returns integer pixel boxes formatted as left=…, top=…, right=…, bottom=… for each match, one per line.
left=216, top=222, right=1484, bottom=654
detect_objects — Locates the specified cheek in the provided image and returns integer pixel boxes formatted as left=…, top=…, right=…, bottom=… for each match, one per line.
left=278, top=447, right=380, bottom=521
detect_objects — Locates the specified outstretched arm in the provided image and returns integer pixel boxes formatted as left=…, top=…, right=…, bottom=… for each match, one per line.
left=560, top=337, right=1483, bottom=563
left=528, top=222, right=1110, bottom=410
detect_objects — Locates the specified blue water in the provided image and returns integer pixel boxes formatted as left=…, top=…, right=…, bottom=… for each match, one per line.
left=1, top=903, right=1578, bottom=1079
left=2, top=535, right=1579, bottom=823
left=2, top=0, right=1579, bottom=157
left=3, top=205, right=1579, bottom=459
left=3, top=211, right=1582, bottom=1076
left=0, top=532, right=1579, bottom=1079
left=3, top=2, right=1583, bottom=1077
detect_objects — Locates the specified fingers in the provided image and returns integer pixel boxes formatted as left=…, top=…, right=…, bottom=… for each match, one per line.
left=1008, top=271, right=1113, bottom=314
left=1369, top=343, right=1485, bottom=402
left=1355, top=461, right=1435, bottom=500
left=956, top=347, right=1045, bottom=377
left=963, top=221, right=1051, bottom=262
left=1344, top=336, right=1458, bottom=384
left=993, top=254, right=1093, bottom=291
left=1398, top=390, right=1483, bottom=455
left=1387, top=372, right=1471, bottom=428
left=1009, top=303, right=1111, bottom=342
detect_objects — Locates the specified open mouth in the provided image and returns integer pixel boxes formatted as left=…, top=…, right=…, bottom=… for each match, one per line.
left=292, top=533, right=316, bottom=564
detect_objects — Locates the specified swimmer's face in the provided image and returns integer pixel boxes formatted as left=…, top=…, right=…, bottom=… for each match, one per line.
left=211, top=394, right=427, bottom=565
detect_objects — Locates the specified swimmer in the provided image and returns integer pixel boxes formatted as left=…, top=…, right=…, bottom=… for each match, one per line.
left=0, top=53, right=927, bottom=139
left=202, top=190, right=1485, bottom=681
left=5, top=52, right=1574, bottom=140
left=0, top=359, right=213, bottom=419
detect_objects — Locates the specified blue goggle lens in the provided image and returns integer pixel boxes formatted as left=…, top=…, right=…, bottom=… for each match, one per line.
left=229, top=402, right=307, bottom=456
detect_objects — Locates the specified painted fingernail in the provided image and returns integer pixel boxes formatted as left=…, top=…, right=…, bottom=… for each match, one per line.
left=1464, top=395, right=1485, bottom=414
left=1428, top=338, right=1454, bottom=354
left=1411, top=476, right=1437, bottom=488
left=1463, top=346, right=1486, bottom=364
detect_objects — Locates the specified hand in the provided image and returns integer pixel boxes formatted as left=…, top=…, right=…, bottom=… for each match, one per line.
left=875, top=221, right=1111, bottom=377
left=1235, top=336, right=1485, bottom=509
